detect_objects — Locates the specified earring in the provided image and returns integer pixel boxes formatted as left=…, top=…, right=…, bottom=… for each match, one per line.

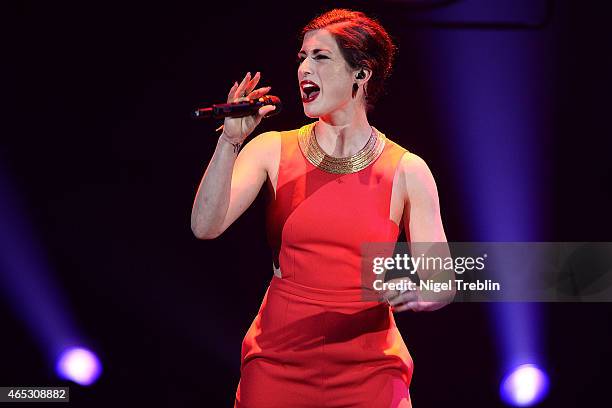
left=352, top=82, right=359, bottom=98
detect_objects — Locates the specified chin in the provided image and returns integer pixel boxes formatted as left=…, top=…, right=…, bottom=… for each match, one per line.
left=302, top=102, right=331, bottom=119
left=302, top=105, right=321, bottom=119
left=303, top=110, right=319, bottom=119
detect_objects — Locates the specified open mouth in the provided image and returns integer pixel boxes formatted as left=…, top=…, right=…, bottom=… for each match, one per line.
left=301, top=81, right=320, bottom=103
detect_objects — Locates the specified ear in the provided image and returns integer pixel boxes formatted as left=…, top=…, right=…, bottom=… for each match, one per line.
left=354, top=67, right=372, bottom=84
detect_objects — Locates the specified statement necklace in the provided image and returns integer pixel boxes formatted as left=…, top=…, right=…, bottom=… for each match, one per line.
left=297, top=122, right=386, bottom=174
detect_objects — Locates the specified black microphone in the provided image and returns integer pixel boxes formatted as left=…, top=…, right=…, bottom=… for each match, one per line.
left=192, top=95, right=282, bottom=119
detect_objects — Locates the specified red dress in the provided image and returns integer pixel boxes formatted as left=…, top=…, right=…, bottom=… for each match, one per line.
left=234, top=123, right=414, bottom=408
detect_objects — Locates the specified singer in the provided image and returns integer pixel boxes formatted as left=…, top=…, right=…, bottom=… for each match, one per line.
left=191, top=9, right=453, bottom=408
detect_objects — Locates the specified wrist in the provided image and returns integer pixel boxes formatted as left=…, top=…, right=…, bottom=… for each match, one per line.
left=219, top=132, right=243, bottom=155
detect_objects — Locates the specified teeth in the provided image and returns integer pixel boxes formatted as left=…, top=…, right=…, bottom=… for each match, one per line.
left=302, top=83, right=319, bottom=91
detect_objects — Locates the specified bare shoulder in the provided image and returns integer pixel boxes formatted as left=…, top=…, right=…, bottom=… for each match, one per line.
left=239, top=130, right=281, bottom=165
left=242, top=130, right=281, bottom=154
left=397, top=150, right=439, bottom=198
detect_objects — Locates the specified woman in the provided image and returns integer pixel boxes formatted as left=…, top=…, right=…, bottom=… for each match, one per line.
left=191, top=9, right=452, bottom=407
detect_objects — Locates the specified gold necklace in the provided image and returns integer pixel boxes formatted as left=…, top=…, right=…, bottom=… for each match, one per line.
left=297, top=122, right=386, bottom=174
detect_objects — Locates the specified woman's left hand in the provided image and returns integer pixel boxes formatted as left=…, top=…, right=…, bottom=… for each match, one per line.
left=381, top=278, right=452, bottom=313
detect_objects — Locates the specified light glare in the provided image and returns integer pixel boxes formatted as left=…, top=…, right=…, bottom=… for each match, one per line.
left=56, top=347, right=102, bottom=386
left=500, top=364, right=549, bottom=406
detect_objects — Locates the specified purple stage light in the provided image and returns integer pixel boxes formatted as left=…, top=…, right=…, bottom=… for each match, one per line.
left=500, top=364, right=549, bottom=406
left=56, top=347, right=102, bottom=386
left=417, top=2, right=553, bottom=405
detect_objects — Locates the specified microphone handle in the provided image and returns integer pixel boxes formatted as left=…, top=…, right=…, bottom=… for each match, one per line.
left=193, top=99, right=273, bottom=119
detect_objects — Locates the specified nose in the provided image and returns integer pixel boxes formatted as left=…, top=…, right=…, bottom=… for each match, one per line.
left=298, top=57, right=313, bottom=79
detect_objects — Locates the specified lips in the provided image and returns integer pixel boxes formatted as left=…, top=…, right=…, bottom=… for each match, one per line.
left=300, top=80, right=320, bottom=103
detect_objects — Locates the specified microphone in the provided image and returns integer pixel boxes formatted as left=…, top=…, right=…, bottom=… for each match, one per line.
left=192, top=95, right=282, bottom=119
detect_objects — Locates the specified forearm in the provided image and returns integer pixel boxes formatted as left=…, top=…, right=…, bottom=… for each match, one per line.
left=417, top=242, right=456, bottom=306
left=191, top=134, right=238, bottom=238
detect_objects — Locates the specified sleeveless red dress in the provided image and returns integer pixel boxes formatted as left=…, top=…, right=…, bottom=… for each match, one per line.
left=234, top=123, right=414, bottom=408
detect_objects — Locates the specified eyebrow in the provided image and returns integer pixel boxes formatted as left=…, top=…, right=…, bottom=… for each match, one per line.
left=297, top=48, right=331, bottom=55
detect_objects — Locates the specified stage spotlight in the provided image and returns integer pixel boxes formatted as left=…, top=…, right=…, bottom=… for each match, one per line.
left=500, top=364, right=549, bottom=406
left=56, top=347, right=102, bottom=386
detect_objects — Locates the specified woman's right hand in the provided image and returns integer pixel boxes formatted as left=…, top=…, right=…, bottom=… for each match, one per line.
left=221, top=71, right=275, bottom=144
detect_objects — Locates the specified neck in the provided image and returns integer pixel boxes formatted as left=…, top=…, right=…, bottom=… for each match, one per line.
left=316, top=108, right=371, bottom=157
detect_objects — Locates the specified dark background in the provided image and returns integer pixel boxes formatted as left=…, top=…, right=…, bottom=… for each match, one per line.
left=2, top=0, right=611, bottom=406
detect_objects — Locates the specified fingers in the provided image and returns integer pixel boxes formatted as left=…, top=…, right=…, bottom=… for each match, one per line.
left=235, top=72, right=252, bottom=99
left=230, top=71, right=267, bottom=102
left=380, top=289, right=398, bottom=303
left=226, top=73, right=249, bottom=103
left=258, top=105, right=276, bottom=117
left=227, top=81, right=239, bottom=102
left=235, top=71, right=258, bottom=100
left=388, top=289, right=417, bottom=307
left=245, top=71, right=261, bottom=94
left=380, top=282, right=404, bottom=303
left=392, top=301, right=418, bottom=313
left=247, top=85, right=271, bottom=99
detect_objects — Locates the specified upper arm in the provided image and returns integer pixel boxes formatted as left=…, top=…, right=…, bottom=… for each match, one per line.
left=216, top=130, right=280, bottom=235
left=400, top=152, right=447, bottom=243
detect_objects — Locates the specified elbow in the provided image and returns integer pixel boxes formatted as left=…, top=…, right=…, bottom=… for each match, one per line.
left=446, top=288, right=457, bottom=306
left=440, top=284, right=457, bottom=309
left=191, top=220, right=222, bottom=240
left=192, top=226, right=221, bottom=240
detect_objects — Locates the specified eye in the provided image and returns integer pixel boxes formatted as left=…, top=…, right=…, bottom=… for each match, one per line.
left=296, top=54, right=329, bottom=65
